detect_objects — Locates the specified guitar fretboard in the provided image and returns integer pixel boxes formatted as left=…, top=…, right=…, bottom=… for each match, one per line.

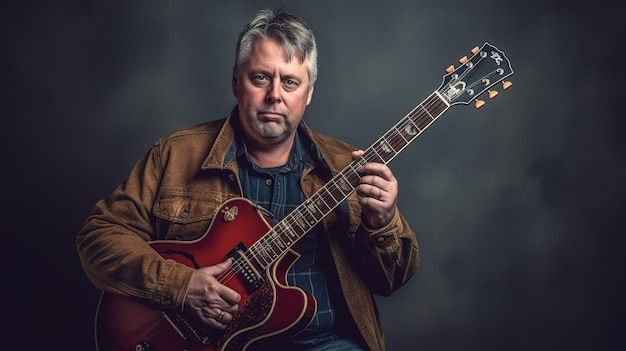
left=248, top=92, right=449, bottom=269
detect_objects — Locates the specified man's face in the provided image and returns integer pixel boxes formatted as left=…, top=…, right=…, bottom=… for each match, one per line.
left=233, top=38, right=314, bottom=148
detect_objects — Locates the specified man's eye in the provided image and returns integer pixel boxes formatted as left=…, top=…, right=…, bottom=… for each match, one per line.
left=283, top=79, right=299, bottom=91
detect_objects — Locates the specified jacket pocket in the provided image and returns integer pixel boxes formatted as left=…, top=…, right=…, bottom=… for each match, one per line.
left=153, top=192, right=226, bottom=240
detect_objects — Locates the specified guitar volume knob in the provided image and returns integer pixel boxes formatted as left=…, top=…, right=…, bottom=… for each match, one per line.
left=136, top=341, right=151, bottom=351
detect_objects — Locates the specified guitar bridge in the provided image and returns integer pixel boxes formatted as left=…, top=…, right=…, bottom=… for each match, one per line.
left=226, top=243, right=265, bottom=293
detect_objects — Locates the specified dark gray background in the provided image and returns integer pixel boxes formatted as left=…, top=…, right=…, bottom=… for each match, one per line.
left=2, top=0, right=624, bottom=350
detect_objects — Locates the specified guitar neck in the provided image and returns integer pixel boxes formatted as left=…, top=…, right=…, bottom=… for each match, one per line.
left=247, top=91, right=449, bottom=269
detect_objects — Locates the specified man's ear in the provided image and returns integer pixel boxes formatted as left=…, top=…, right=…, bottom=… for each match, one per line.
left=306, top=85, right=314, bottom=106
left=232, top=66, right=238, bottom=98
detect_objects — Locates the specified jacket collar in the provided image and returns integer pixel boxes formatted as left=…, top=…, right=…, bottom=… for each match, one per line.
left=200, top=108, right=238, bottom=171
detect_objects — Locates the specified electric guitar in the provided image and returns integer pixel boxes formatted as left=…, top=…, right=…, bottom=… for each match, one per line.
left=94, top=42, right=514, bottom=351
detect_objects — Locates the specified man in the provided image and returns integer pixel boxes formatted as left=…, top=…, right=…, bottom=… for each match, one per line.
left=77, top=8, right=419, bottom=351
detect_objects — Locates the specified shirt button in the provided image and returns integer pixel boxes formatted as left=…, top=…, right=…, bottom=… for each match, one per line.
left=265, top=179, right=273, bottom=186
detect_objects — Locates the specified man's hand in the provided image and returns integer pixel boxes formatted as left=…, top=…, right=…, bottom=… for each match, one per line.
left=352, top=150, right=399, bottom=229
left=183, top=259, right=241, bottom=330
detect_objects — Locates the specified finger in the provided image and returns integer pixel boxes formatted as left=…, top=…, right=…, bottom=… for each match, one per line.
left=215, top=309, right=234, bottom=324
left=214, top=260, right=241, bottom=304
left=351, top=149, right=365, bottom=159
left=201, top=307, right=232, bottom=327
left=220, top=286, right=242, bottom=306
left=214, top=309, right=226, bottom=322
left=359, top=162, right=394, bottom=181
left=356, top=184, right=383, bottom=200
left=209, top=258, right=233, bottom=274
left=360, top=174, right=386, bottom=190
left=220, top=299, right=239, bottom=315
left=201, top=259, right=242, bottom=304
left=375, top=186, right=383, bottom=200
left=207, top=315, right=228, bottom=330
left=212, top=309, right=236, bottom=327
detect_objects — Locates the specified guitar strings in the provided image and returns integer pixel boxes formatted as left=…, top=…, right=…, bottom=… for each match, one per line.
left=214, top=94, right=449, bottom=287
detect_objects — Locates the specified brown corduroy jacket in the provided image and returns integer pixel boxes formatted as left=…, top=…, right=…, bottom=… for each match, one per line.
left=77, top=110, right=419, bottom=351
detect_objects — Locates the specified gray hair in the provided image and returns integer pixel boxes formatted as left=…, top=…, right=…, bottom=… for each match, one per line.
left=234, top=8, right=318, bottom=87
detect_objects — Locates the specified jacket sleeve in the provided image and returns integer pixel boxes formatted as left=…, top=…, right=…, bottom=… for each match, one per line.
left=353, top=206, right=419, bottom=296
left=76, top=146, right=195, bottom=311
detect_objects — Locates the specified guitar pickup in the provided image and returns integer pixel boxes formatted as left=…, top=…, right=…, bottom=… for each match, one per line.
left=226, top=243, right=265, bottom=293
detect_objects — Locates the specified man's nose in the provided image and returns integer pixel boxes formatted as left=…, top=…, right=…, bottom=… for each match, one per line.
left=266, top=79, right=282, bottom=102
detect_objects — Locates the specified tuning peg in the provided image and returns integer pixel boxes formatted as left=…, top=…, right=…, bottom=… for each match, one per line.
left=445, top=65, right=455, bottom=73
left=459, top=56, right=468, bottom=64
left=488, top=90, right=498, bottom=99
left=503, top=81, right=513, bottom=89
left=475, top=99, right=485, bottom=109
left=471, top=46, right=480, bottom=54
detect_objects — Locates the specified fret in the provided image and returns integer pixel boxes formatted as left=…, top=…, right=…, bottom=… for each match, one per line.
left=422, top=94, right=447, bottom=119
left=321, top=184, right=340, bottom=207
left=300, top=201, right=323, bottom=224
left=281, top=217, right=301, bottom=241
left=421, top=102, right=435, bottom=120
left=303, top=198, right=324, bottom=221
left=264, top=234, right=282, bottom=260
left=382, top=129, right=404, bottom=152
left=385, top=119, right=417, bottom=152
left=258, top=240, right=274, bottom=263
left=399, top=118, right=419, bottom=139
left=407, top=116, right=422, bottom=133
left=272, top=229, right=288, bottom=250
left=432, top=102, right=447, bottom=117
left=274, top=222, right=294, bottom=246
left=373, top=135, right=397, bottom=161
left=393, top=124, right=411, bottom=143
left=341, top=168, right=361, bottom=189
left=336, top=173, right=355, bottom=196
left=367, top=146, right=392, bottom=165
left=310, top=193, right=332, bottom=214
left=291, top=210, right=311, bottom=233
left=250, top=244, right=270, bottom=267
left=413, top=108, right=433, bottom=130
left=367, top=146, right=386, bottom=164
left=349, top=157, right=367, bottom=174
left=382, top=131, right=406, bottom=157
left=326, top=182, right=347, bottom=204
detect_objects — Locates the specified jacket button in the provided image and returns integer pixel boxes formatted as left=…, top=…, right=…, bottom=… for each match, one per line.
left=181, top=211, right=189, bottom=218
left=228, top=174, right=236, bottom=182
left=376, top=236, right=385, bottom=243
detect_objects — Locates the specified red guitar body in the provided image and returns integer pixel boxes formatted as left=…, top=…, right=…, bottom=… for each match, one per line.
left=95, top=198, right=317, bottom=351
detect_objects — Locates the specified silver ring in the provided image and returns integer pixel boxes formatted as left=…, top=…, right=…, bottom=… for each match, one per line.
left=377, top=188, right=382, bottom=200
left=216, top=310, right=225, bottom=322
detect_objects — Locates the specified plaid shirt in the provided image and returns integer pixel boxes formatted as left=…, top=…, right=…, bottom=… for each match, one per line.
left=235, top=130, right=337, bottom=345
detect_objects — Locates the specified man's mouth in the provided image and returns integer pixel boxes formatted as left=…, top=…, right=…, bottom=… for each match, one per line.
left=258, top=111, right=284, bottom=120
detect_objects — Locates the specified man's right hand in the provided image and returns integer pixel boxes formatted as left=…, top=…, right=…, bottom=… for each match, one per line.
left=183, top=259, right=241, bottom=330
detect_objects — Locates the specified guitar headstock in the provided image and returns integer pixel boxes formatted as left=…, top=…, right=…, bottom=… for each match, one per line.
left=437, top=42, right=513, bottom=108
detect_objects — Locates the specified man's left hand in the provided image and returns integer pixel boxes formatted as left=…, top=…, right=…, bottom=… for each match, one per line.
left=352, top=150, right=398, bottom=229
